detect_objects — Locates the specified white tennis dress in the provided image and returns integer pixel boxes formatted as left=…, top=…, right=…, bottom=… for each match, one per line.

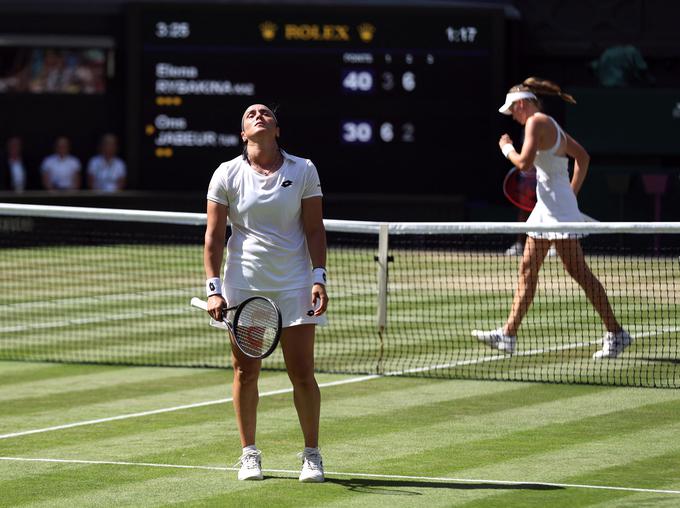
left=206, top=150, right=326, bottom=327
left=527, top=115, right=584, bottom=240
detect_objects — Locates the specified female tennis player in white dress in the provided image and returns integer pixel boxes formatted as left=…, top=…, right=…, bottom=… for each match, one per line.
left=472, top=78, right=632, bottom=360
left=203, top=104, right=328, bottom=482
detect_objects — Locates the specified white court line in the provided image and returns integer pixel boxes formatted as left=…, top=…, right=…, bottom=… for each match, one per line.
left=0, top=307, right=191, bottom=334
left=0, top=375, right=379, bottom=440
left=0, top=288, right=199, bottom=313
left=390, top=326, right=680, bottom=375
left=2, top=326, right=676, bottom=441
left=1, top=456, right=679, bottom=496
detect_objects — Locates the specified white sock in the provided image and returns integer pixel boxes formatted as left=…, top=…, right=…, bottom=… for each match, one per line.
left=242, top=445, right=257, bottom=454
left=304, top=446, right=320, bottom=455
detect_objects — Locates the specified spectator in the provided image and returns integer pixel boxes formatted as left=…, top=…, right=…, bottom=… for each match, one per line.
left=40, top=136, right=81, bottom=191
left=590, top=45, right=654, bottom=87
left=1, top=136, right=27, bottom=192
left=87, top=133, right=126, bottom=191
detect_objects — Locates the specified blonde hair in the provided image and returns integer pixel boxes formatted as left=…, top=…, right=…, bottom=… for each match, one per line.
left=508, top=77, right=576, bottom=105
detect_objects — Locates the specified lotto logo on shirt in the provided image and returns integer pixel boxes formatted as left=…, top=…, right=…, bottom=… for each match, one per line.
left=281, top=180, right=293, bottom=188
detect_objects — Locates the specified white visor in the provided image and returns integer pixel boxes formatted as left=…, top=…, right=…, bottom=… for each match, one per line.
left=498, top=91, right=537, bottom=115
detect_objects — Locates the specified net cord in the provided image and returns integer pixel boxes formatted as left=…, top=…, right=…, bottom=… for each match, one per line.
left=1, top=203, right=679, bottom=234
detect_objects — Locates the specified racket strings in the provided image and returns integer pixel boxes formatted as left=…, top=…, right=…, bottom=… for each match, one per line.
left=234, top=299, right=279, bottom=356
left=504, top=167, right=537, bottom=212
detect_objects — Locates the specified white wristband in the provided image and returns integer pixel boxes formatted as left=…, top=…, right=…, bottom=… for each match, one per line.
left=501, top=143, right=515, bottom=159
left=312, top=267, right=327, bottom=286
left=206, top=277, right=222, bottom=297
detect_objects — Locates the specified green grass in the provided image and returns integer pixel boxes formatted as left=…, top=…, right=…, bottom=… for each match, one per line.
left=1, top=223, right=679, bottom=505
left=1, top=243, right=678, bottom=387
left=2, top=361, right=680, bottom=507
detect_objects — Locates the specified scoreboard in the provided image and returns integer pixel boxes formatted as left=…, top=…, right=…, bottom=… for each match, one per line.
left=127, top=3, right=507, bottom=195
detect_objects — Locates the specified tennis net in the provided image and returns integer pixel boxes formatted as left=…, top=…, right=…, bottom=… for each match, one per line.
left=1, top=204, right=679, bottom=387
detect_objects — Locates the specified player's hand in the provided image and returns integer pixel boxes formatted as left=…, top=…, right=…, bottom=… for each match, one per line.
left=312, top=284, right=328, bottom=316
left=207, top=294, right=226, bottom=321
left=499, top=133, right=513, bottom=150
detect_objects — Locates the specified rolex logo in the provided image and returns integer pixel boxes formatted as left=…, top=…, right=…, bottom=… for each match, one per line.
left=357, top=23, right=375, bottom=43
left=259, top=21, right=278, bottom=41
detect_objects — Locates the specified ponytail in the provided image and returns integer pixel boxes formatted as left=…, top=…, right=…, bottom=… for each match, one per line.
left=523, top=77, right=576, bottom=104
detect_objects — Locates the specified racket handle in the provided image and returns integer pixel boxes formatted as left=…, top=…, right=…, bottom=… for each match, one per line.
left=190, top=297, right=208, bottom=311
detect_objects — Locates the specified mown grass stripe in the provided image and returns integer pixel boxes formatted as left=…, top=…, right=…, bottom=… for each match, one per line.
left=0, top=370, right=231, bottom=417
left=453, top=420, right=680, bottom=492
left=0, top=367, right=223, bottom=403
left=0, top=374, right=379, bottom=441
left=0, top=362, right=124, bottom=386
left=0, top=379, right=522, bottom=460
left=373, top=393, right=680, bottom=475
left=0, top=457, right=257, bottom=508
left=0, top=287, right=199, bottom=313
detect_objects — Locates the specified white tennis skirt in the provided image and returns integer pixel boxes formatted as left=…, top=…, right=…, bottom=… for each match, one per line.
left=224, top=286, right=328, bottom=328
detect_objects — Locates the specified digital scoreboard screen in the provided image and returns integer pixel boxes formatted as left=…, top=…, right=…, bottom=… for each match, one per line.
left=128, top=3, right=507, bottom=196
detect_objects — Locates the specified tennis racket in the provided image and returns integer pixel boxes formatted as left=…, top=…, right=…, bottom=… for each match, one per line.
left=503, top=166, right=537, bottom=212
left=191, top=296, right=282, bottom=359
left=503, top=166, right=599, bottom=222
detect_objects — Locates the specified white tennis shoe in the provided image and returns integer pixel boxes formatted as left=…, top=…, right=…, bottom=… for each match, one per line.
left=593, top=329, right=633, bottom=359
left=472, top=328, right=517, bottom=354
left=299, top=449, right=325, bottom=483
left=236, top=448, right=263, bottom=481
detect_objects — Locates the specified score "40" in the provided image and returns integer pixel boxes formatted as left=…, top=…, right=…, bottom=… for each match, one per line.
left=342, top=71, right=374, bottom=93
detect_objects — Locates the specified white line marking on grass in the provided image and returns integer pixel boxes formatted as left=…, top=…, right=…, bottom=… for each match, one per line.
left=406, top=326, right=680, bottom=375
left=0, top=288, right=199, bottom=313
left=1, top=457, right=679, bottom=496
left=2, top=327, right=676, bottom=441
left=0, top=375, right=379, bottom=441
left=395, top=340, right=600, bottom=375
left=0, top=307, right=192, bottom=334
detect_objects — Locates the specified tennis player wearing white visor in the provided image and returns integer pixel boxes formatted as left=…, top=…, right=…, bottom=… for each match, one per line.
left=472, top=77, right=632, bottom=360
left=204, top=104, right=328, bottom=482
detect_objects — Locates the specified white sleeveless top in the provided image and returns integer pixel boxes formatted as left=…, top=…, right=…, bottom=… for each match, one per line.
left=527, top=115, right=584, bottom=239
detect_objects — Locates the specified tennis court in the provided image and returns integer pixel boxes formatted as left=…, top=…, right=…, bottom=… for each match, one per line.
left=1, top=206, right=680, bottom=506
left=3, top=363, right=680, bottom=506
left=2, top=217, right=678, bottom=386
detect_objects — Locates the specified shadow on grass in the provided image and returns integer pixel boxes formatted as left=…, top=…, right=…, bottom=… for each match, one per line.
left=295, top=477, right=564, bottom=496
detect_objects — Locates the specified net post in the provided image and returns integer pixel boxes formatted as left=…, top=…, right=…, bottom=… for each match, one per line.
left=376, top=223, right=389, bottom=330
left=376, top=223, right=389, bottom=373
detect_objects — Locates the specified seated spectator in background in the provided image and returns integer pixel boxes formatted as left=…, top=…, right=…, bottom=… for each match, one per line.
left=41, top=136, right=81, bottom=190
left=1, top=136, right=27, bottom=191
left=590, top=45, right=654, bottom=87
left=87, top=133, right=126, bottom=191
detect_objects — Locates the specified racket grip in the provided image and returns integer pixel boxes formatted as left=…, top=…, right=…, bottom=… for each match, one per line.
left=190, top=297, right=208, bottom=311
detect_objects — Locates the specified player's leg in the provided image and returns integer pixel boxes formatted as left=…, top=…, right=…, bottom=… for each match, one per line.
left=505, top=236, right=551, bottom=335
left=554, top=238, right=619, bottom=330
left=473, top=236, right=550, bottom=353
left=280, top=324, right=324, bottom=482
left=553, top=238, right=632, bottom=358
left=231, top=349, right=263, bottom=480
left=281, top=324, right=320, bottom=446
